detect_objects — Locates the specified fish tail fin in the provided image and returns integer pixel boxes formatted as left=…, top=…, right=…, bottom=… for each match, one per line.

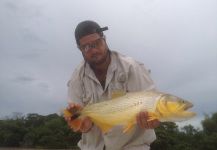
left=63, top=109, right=72, bottom=118
left=147, top=112, right=159, bottom=121
left=63, top=108, right=82, bottom=131
left=69, top=119, right=82, bottom=131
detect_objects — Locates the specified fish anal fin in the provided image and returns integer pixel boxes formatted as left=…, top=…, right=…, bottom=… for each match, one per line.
left=123, top=122, right=135, bottom=133
left=147, top=112, right=159, bottom=122
left=111, top=90, right=126, bottom=99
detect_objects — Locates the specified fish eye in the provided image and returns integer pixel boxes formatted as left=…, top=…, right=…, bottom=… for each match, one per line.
left=179, top=100, right=184, bottom=103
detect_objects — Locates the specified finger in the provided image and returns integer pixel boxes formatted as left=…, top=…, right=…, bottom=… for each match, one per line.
left=64, top=116, right=71, bottom=122
left=67, top=102, right=80, bottom=108
left=79, top=117, right=93, bottom=133
left=68, top=102, right=75, bottom=108
left=147, top=121, right=153, bottom=129
left=147, top=119, right=160, bottom=129
left=141, top=112, right=149, bottom=129
left=152, top=119, right=160, bottom=128
left=79, top=120, right=85, bottom=132
left=67, top=103, right=82, bottom=114
left=137, top=112, right=148, bottom=129
left=82, top=119, right=92, bottom=133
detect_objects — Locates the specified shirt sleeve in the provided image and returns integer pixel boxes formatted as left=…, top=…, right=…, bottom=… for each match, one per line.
left=126, top=61, right=156, bottom=92
left=67, top=70, right=84, bottom=105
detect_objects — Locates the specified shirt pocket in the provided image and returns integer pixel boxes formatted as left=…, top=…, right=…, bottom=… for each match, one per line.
left=82, top=88, right=94, bottom=105
left=111, top=72, right=128, bottom=91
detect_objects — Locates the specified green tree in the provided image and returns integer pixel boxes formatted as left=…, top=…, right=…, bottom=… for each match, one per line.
left=199, top=112, right=217, bottom=150
left=151, top=122, right=179, bottom=150
left=0, top=119, right=26, bottom=147
left=202, top=112, right=217, bottom=135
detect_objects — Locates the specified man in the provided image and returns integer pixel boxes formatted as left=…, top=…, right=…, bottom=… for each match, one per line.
left=65, top=20, right=160, bottom=150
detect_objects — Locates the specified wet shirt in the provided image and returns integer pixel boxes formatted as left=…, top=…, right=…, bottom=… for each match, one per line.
left=67, top=51, right=156, bottom=150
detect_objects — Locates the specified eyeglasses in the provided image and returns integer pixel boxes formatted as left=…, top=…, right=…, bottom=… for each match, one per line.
left=79, top=37, right=104, bottom=53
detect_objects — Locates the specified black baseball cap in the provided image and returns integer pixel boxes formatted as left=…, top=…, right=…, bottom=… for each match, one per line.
left=74, top=20, right=108, bottom=45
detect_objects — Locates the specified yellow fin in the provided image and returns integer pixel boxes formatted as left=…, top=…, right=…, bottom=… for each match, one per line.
left=69, top=119, right=82, bottom=132
left=111, top=90, right=126, bottom=99
left=147, top=112, right=159, bottom=121
left=63, top=109, right=72, bottom=117
left=123, top=122, right=135, bottom=133
left=94, top=122, right=113, bottom=134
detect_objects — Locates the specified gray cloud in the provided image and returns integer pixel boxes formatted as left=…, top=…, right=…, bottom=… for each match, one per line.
left=3, top=1, right=18, bottom=11
left=21, top=27, right=46, bottom=44
left=18, top=52, right=42, bottom=60
left=0, top=0, right=216, bottom=128
left=13, top=76, right=35, bottom=83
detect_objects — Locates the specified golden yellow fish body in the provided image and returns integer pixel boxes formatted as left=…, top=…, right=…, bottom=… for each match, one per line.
left=65, top=90, right=196, bottom=133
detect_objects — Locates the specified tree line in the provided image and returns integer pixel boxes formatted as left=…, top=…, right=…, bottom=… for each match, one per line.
left=0, top=112, right=217, bottom=150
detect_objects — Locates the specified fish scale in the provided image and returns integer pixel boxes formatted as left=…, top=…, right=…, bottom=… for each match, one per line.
left=83, top=92, right=157, bottom=114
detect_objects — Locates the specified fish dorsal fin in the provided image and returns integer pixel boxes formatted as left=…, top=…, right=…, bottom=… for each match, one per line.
left=123, top=121, right=135, bottom=133
left=111, top=90, right=126, bottom=99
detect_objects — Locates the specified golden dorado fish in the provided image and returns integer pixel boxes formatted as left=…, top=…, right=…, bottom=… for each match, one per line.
left=64, top=90, right=196, bottom=133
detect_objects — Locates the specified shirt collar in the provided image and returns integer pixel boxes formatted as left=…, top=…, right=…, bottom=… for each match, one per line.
left=84, top=51, right=117, bottom=89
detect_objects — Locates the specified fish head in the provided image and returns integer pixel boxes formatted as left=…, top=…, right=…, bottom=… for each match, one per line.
left=157, top=94, right=196, bottom=122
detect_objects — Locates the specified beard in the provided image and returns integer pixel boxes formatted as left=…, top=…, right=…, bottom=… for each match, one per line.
left=84, top=49, right=110, bottom=66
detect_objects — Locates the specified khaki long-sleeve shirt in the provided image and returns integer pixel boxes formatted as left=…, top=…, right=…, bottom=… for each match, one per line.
left=67, top=51, right=156, bottom=150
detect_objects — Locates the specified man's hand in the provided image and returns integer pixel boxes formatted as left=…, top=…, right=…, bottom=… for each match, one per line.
left=79, top=116, right=93, bottom=133
left=64, top=102, right=93, bottom=133
left=136, top=111, right=160, bottom=129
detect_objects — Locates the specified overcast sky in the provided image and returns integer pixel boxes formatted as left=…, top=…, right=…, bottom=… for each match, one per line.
left=0, top=0, right=217, bottom=128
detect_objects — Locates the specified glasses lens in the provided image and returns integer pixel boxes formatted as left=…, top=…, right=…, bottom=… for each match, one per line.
left=80, top=38, right=103, bottom=52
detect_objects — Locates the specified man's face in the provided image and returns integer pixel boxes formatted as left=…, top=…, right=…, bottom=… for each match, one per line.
left=79, top=33, right=108, bottom=65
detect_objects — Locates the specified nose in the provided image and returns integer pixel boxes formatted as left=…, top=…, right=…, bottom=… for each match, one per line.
left=82, top=43, right=98, bottom=54
left=87, top=46, right=99, bottom=55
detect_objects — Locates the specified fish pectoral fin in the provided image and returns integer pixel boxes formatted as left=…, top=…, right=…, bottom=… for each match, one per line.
left=111, top=90, right=126, bottom=99
left=147, top=112, right=159, bottom=121
left=123, top=121, right=135, bottom=133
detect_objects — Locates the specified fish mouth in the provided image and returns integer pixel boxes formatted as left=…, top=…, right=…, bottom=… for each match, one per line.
left=183, top=102, right=196, bottom=117
left=183, top=102, right=193, bottom=110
